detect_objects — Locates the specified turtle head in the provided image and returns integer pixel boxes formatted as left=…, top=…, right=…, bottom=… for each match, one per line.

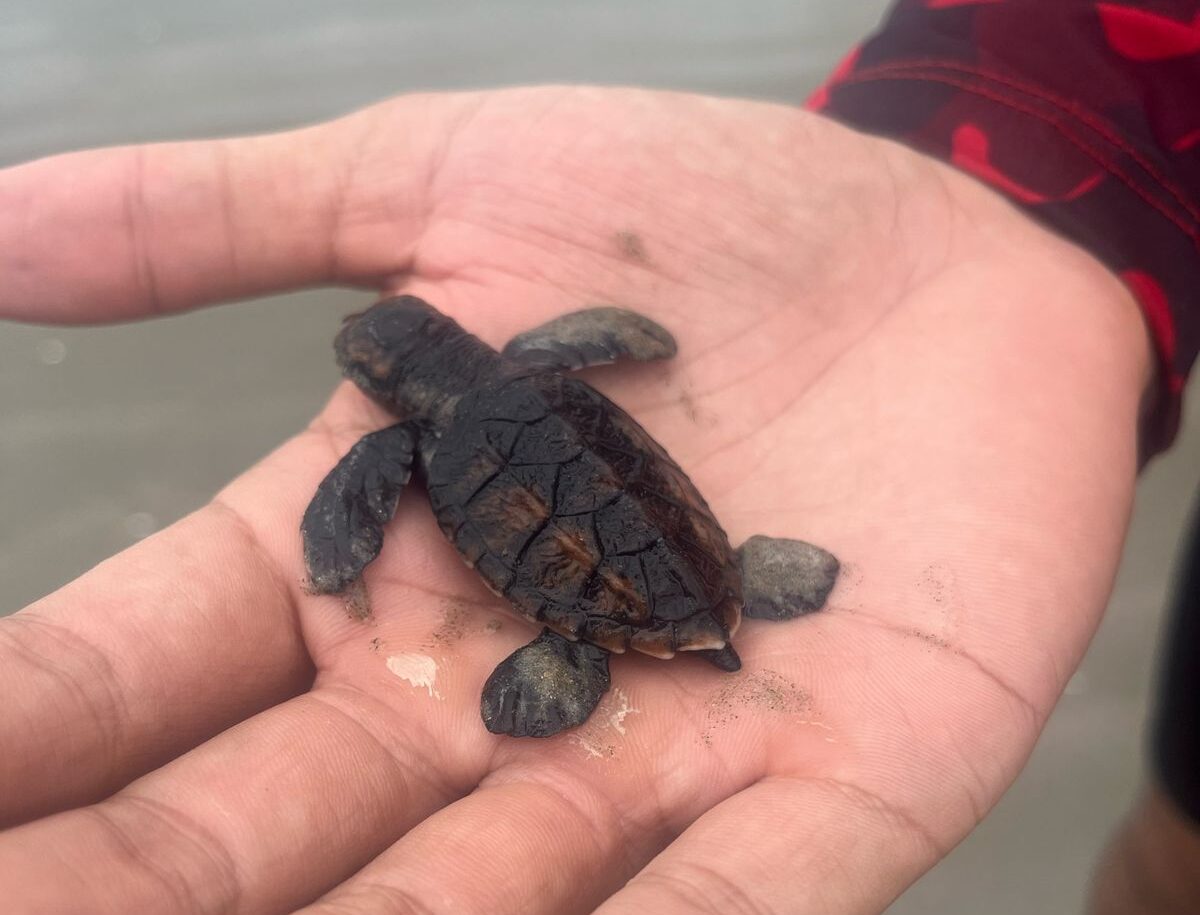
left=335, top=296, right=498, bottom=426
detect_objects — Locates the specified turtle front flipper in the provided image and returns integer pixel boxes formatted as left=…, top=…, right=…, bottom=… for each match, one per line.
left=501, top=307, right=677, bottom=372
left=301, top=422, right=418, bottom=600
left=481, top=629, right=611, bottom=738
left=738, top=535, right=840, bottom=620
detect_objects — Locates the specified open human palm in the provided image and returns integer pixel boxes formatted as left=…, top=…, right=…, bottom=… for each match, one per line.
left=0, top=88, right=1150, bottom=913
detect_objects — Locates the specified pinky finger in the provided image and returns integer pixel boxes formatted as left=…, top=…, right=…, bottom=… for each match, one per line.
left=594, top=777, right=942, bottom=915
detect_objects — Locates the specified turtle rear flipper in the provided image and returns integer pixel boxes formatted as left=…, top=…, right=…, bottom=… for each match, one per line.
left=501, top=307, right=676, bottom=372
left=481, top=629, right=611, bottom=738
left=738, top=535, right=840, bottom=620
left=698, top=644, right=742, bottom=671
left=301, top=422, right=418, bottom=601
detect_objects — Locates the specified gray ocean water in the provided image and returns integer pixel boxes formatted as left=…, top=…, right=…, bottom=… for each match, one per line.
left=3, top=2, right=1198, bottom=912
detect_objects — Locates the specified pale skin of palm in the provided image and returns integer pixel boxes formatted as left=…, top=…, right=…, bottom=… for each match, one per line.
left=0, top=87, right=1151, bottom=913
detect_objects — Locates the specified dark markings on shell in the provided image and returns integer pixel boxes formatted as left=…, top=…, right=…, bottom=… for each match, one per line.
left=426, top=373, right=741, bottom=657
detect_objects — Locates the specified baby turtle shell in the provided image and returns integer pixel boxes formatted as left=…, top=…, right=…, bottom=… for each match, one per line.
left=425, top=371, right=742, bottom=659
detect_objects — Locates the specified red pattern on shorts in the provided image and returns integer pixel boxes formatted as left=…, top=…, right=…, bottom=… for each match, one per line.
left=812, top=0, right=1200, bottom=454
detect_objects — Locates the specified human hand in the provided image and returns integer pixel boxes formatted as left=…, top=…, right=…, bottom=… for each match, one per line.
left=0, top=87, right=1151, bottom=913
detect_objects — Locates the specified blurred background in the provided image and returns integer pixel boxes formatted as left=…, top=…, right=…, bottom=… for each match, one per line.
left=2, top=2, right=1197, bottom=911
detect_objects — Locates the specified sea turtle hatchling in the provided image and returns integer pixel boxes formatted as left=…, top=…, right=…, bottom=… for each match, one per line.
left=302, top=296, right=840, bottom=738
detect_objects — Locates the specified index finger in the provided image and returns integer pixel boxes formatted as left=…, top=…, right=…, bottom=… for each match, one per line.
left=0, top=94, right=460, bottom=324
left=0, top=451, right=320, bottom=828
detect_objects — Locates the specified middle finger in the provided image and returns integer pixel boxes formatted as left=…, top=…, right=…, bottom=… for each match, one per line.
left=303, top=774, right=650, bottom=915
left=299, top=680, right=764, bottom=915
